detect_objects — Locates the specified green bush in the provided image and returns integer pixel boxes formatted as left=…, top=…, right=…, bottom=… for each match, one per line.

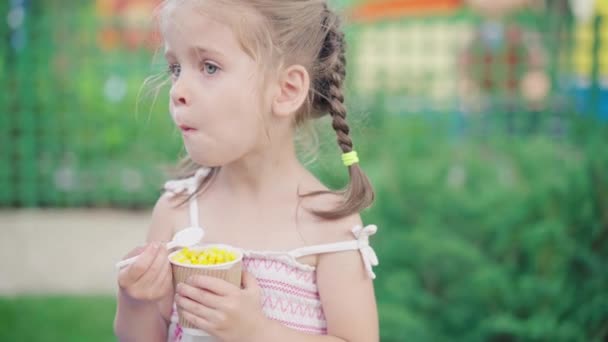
left=3, top=4, right=607, bottom=340
left=0, top=296, right=116, bottom=342
left=3, top=114, right=605, bottom=342
left=326, top=114, right=608, bottom=342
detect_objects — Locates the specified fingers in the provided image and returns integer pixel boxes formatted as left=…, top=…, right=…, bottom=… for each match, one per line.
left=122, top=245, right=146, bottom=260
left=148, top=252, right=173, bottom=293
left=118, top=243, right=158, bottom=287
left=176, top=292, right=218, bottom=322
left=180, top=310, right=213, bottom=332
left=117, top=242, right=174, bottom=302
left=127, top=243, right=159, bottom=281
left=177, top=283, right=223, bottom=309
left=137, top=244, right=169, bottom=285
left=187, top=275, right=237, bottom=296
left=241, top=271, right=255, bottom=289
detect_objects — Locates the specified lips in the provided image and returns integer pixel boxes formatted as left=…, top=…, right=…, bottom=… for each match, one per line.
left=178, top=124, right=197, bottom=133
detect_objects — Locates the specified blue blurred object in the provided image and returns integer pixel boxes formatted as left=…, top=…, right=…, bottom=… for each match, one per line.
left=8, top=0, right=29, bottom=52
left=602, top=87, right=608, bottom=119
left=570, top=2, right=608, bottom=122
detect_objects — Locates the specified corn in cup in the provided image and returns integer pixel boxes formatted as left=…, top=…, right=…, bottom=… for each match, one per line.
left=168, top=244, right=243, bottom=335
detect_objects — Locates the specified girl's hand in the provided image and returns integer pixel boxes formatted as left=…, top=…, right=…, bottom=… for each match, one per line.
left=117, top=242, right=173, bottom=303
left=175, top=271, right=268, bottom=342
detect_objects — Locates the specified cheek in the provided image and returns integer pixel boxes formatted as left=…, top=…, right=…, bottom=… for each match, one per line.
left=220, top=85, right=266, bottom=134
left=182, top=68, right=269, bottom=163
left=186, top=96, right=266, bottom=166
left=219, top=98, right=266, bottom=149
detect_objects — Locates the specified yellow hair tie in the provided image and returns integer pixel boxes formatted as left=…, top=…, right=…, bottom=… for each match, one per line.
left=342, top=151, right=359, bottom=167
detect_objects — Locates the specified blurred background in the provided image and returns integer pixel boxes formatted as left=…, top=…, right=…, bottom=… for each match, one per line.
left=1, top=0, right=607, bottom=341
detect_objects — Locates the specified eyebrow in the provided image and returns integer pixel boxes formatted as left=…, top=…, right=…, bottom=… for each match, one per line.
left=164, top=46, right=226, bottom=60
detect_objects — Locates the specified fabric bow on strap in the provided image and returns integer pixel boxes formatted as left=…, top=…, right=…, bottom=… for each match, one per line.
left=163, top=168, right=211, bottom=197
left=352, top=225, right=379, bottom=279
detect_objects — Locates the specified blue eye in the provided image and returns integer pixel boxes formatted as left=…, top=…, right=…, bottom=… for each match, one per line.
left=168, top=63, right=181, bottom=77
left=203, top=63, right=219, bottom=75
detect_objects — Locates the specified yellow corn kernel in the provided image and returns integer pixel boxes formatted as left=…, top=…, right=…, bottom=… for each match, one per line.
left=173, top=247, right=236, bottom=265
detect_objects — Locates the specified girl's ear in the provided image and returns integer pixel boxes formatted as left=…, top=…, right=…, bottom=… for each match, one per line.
left=271, top=64, right=310, bottom=118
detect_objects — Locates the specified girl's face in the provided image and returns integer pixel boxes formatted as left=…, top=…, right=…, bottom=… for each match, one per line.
left=162, top=4, right=271, bottom=167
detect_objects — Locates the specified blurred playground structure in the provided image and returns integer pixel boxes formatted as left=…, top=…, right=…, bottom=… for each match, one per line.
left=2, top=2, right=608, bottom=341
left=1, top=0, right=606, bottom=207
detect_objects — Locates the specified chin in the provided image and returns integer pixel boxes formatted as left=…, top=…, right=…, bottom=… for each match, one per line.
left=184, top=140, right=248, bottom=168
left=187, top=154, right=220, bottom=168
left=185, top=149, right=232, bottom=168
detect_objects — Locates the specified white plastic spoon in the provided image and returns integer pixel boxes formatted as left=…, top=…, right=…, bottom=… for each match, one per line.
left=115, top=227, right=204, bottom=269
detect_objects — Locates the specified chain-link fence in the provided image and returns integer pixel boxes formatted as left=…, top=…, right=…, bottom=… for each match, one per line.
left=2, top=1, right=180, bottom=207
left=1, top=0, right=606, bottom=208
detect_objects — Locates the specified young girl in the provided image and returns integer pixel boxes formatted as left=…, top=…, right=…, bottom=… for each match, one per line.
left=114, top=1, right=379, bottom=341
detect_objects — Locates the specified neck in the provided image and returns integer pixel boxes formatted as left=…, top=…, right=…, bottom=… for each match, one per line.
left=214, top=135, right=306, bottom=201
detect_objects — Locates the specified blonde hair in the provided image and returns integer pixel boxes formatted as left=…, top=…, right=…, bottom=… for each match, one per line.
left=157, top=0, right=374, bottom=220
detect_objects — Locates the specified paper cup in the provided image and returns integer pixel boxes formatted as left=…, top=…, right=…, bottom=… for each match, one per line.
left=169, top=244, right=243, bottom=333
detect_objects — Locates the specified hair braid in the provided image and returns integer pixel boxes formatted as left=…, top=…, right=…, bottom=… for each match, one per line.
left=304, top=7, right=374, bottom=220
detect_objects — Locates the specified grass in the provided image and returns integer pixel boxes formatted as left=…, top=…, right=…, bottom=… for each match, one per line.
left=0, top=296, right=117, bottom=342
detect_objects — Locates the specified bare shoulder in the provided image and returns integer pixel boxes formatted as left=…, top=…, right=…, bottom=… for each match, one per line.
left=146, top=192, right=189, bottom=242
left=298, top=182, right=364, bottom=245
left=307, top=193, right=379, bottom=341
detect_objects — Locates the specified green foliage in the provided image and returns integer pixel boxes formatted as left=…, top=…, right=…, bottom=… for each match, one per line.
left=0, top=296, right=116, bottom=342
left=2, top=115, right=606, bottom=342
left=2, top=3, right=607, bottom=341
left=339, top=115, right=608, bottom=342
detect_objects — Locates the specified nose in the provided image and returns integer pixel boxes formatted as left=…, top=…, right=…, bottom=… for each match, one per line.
left=170, top=79, right=190, bottom=106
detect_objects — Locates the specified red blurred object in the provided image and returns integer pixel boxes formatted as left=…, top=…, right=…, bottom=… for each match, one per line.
left=351, top=0, right=463, bottom=22
left=96, top=0, right=161, bottom=51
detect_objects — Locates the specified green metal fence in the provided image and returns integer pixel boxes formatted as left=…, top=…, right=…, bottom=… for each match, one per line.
left=2, top=2, right=181, bottom=207
left=1, top=1, right=606, bottom=208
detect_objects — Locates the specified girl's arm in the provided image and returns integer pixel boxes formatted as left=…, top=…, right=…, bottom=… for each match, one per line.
left=114, top=194, right=177, bottom=342
left=115, top=289, right=169, bottom=342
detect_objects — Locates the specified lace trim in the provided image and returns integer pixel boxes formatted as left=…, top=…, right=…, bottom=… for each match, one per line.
left=243, top=250, right=316, bottom=272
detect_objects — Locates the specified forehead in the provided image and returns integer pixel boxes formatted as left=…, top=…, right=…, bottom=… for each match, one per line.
left=160, top=2, right=243, bottom=57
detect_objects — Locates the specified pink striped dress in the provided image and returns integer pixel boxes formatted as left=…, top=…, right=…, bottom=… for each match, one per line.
left=164, top=169, right=379, bottom=342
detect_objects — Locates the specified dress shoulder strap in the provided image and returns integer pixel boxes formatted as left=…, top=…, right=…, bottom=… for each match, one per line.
left=288, top=225, right=379, bottom=279
left=163, top=168, right=211, bottom=229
